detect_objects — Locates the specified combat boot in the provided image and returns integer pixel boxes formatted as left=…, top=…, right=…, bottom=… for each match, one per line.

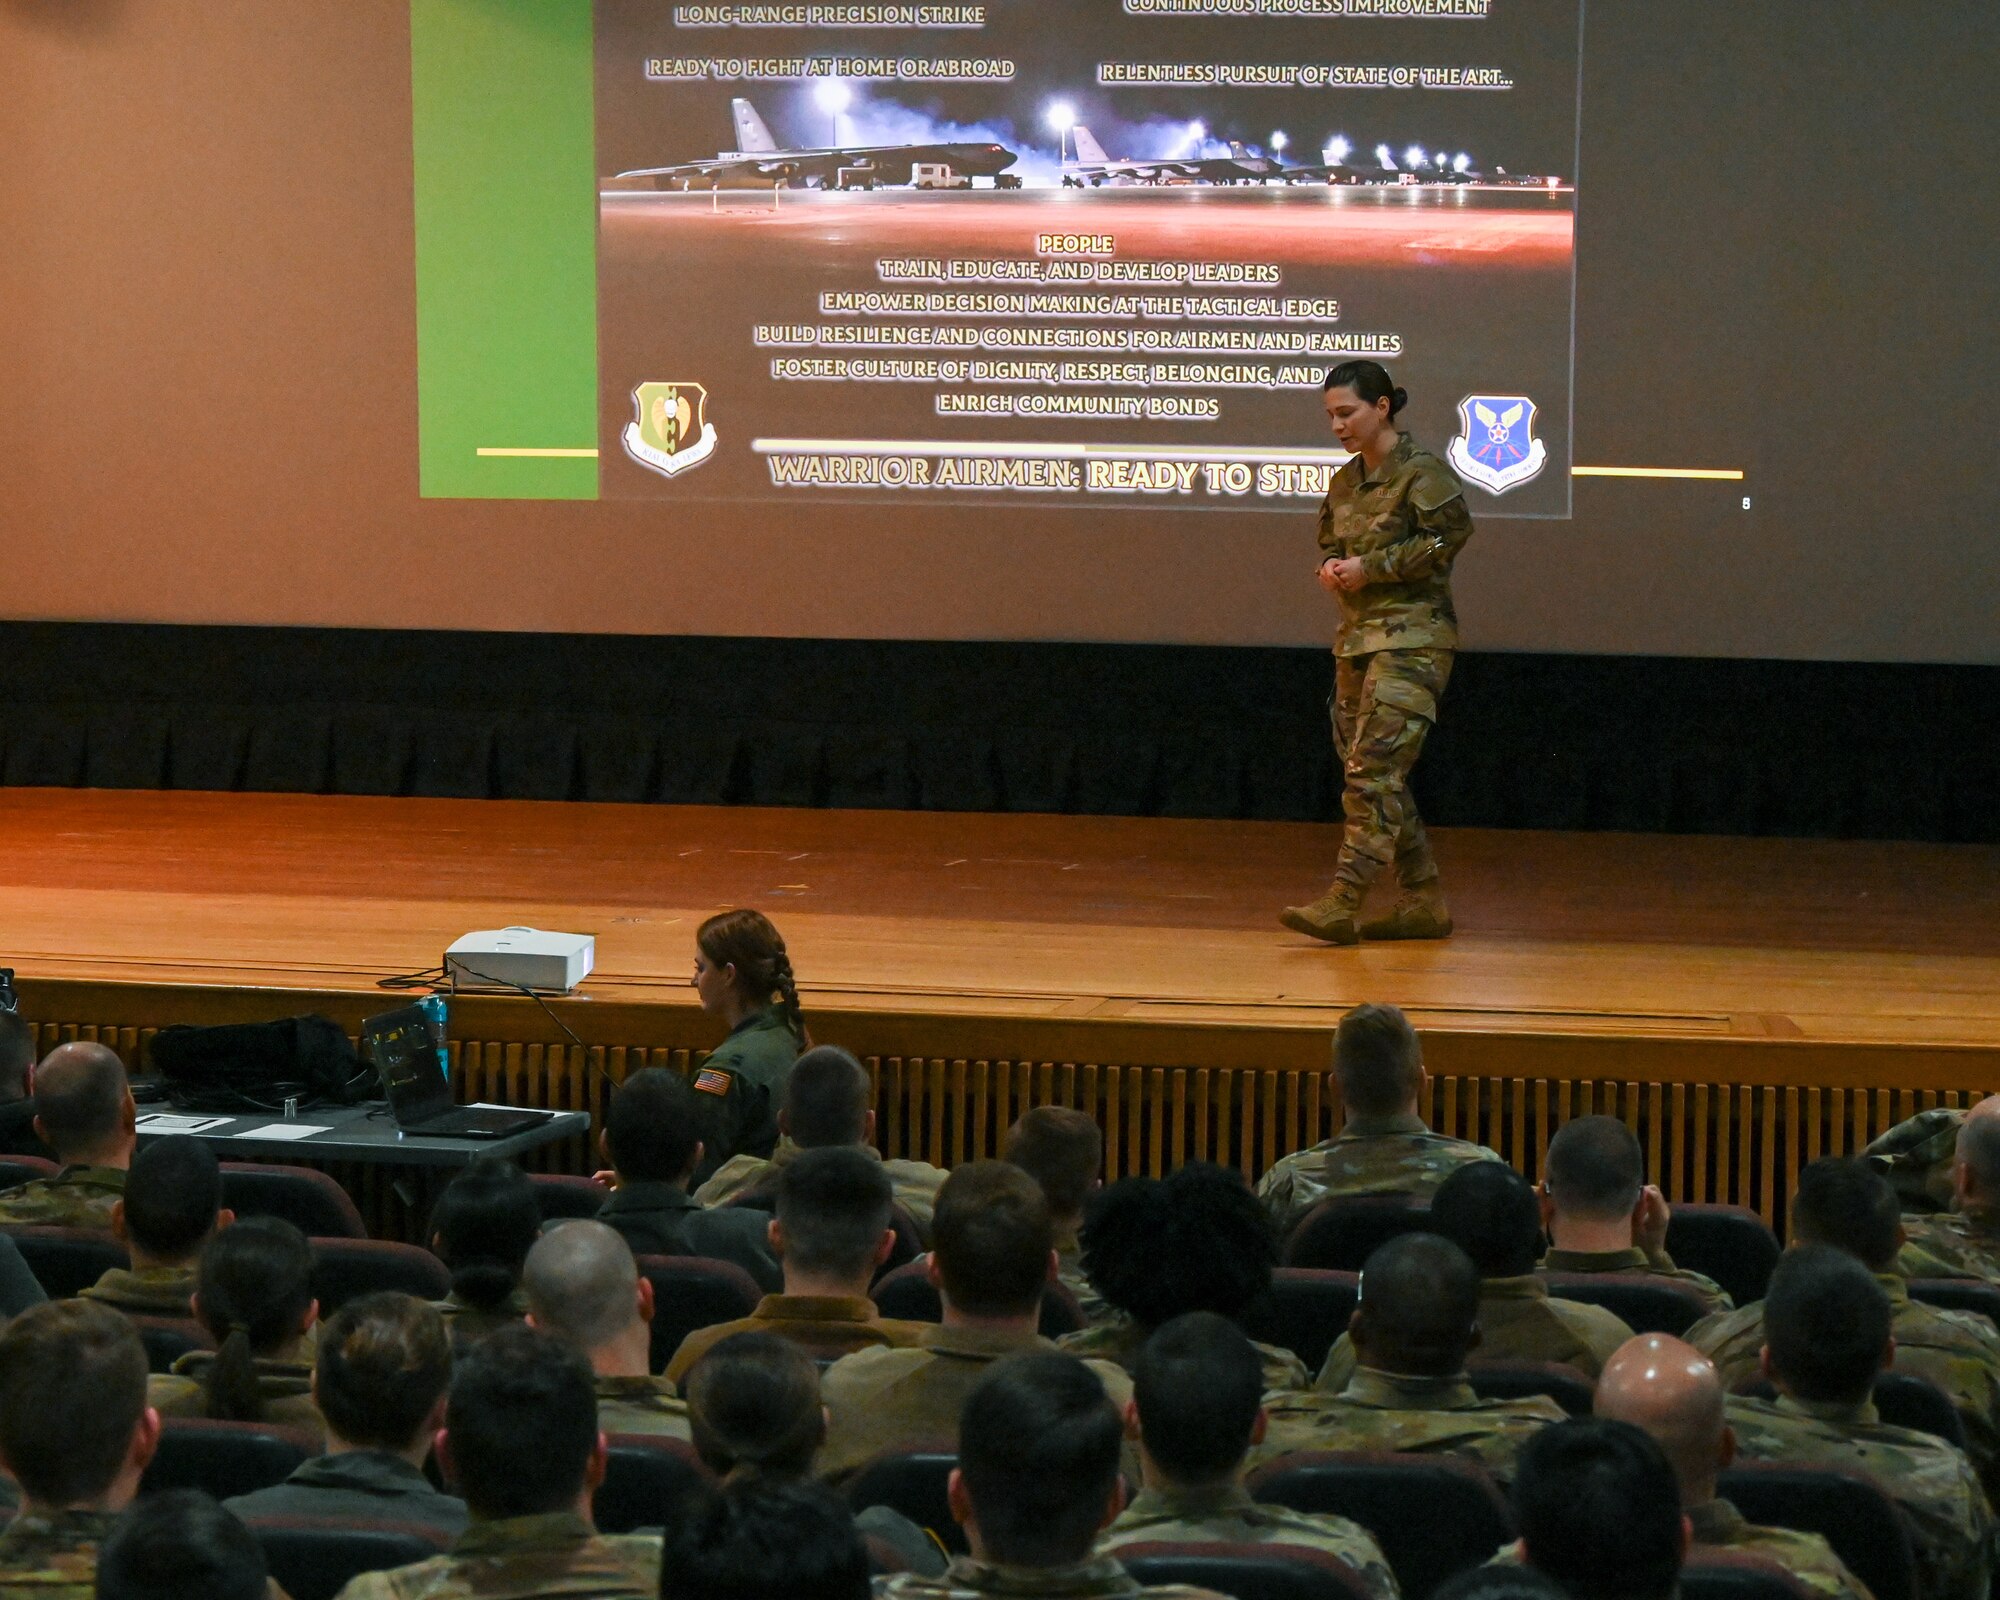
left=1279, top=884, right=1365, bottom=945
left=1359, top=882, right=1453, bottom=940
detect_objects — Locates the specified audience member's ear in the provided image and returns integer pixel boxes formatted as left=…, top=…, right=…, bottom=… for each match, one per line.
left=863, top=1109, right=878, bottom=1147
left=435, top=1431, right=456, bottom=1488
left=1880, top=1335, right=1898, bottom=1374
left=190, top=1291, right=204, bottom=1326
left=129, top=1406, right=162, bottom=1475
left=873, top=1227, right=896, bottom=1267
left=1756, top=1345, right=1773, bottom=1383
left=1121, top=1397, right=1142, bottom=1442
left=22, top=1064, right=34, bottom=1098
left=1044, top=1247, right=1059, bottom=1285
left=636, top=1276, right=656, bottom=1326
left=777, top=1107, right=791, bottom=1140
left=110, top=1199, right=129, bottom=1246
left=1718, top=1424, right=1737, bottom=1471
left=300, top=1297, right=320, bottom=1335
left=214, top=1207, right=236, bottom=1231
left=1535, top=1180, right=1555, bottom=1228
left=120, top=1089, right=138, bottom=1133
left=1249, top=1405, right=1269, bottom=1448
left=29, top=1116, right=48, bottom=1151
left=1347, top=1306, right=1373, bottom=1363
left=1098, top=1475, right=1128, bottom=1532
left=946, top=1467, right=973, bottom=1529
left=768, top=1217, right=785, bottom=1257
left=1678, top=1514, right=1692, bottom=1561
left=922, top=1251, right=942, bottom=1290
left=584, top=1432, right=609, bottom=1494
left=422, top=1393, right=448, bottom=1438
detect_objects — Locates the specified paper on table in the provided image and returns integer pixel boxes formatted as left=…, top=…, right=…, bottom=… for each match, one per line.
left=231, top=1123, right=333, bottom=1141
left=135, top=1114, right=234, bottom=1134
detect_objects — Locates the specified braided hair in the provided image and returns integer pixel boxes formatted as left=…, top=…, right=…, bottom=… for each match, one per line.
left=697, top=910, right=810, bottom=1049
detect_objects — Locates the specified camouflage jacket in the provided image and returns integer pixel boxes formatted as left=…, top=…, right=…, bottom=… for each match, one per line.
left=1317, top=433, right=1474, bottom=657
left=1253, top=1368, right=1565, bottom=1487
left=1867, top=1109, right=1967, bottom=1214
left=1539, top=1245, right=1734, bottom=1313
left=1097, top=1483, right=1399, bottom=1600
left=0, top=1165, right=125, bottom=1232
left=695, top=1140, right=949, bottom=1242
left=876, top=1553, right=1226, bottom=1600
left=1055, top=1228, right=1114, bottom=1329
left=332, top=1511, right=659, bottom=1600
left=820, top=1326, right=1134, bottom=1483
left=1688, top=1271, right=2000, bottom=1500
left=149, top=1342, right=326, bottom=1447
left=1687, top=1497, right=1874, bottom=1600
left=1727, top=1391, right=1995, bottom=1600
left=1059, top=1314, right=1311, bottom=1393
left=665, top=1292, right=933, bottom=1383
left=432, top=1287, right=528, bottom=1354
left=1901, top=1210, right=2000, bottom=1285
left=595, top=1374, right=693, bottom=1440
left=1254, top=1115, right=1504, bottom=1238
left=1317, top=1273, right=1635, bottom=1392
left=77, top=1263, right=197, bottom=1318
left=0, top=1507, right=118, bottom=1598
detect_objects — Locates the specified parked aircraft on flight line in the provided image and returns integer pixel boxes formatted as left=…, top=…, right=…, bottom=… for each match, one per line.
left=1059, top=125, right=1283, bottom=187
left=614, top=98, right=1019, bottom=190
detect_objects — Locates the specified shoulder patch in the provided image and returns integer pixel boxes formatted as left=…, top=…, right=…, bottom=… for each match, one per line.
left=692, top=1067, right=733, bottom=1096
left=1407, top=453, right=1467, bottom=513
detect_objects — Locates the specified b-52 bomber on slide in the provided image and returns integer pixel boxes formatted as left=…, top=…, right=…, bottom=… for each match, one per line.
left=1060, top=125, right=1283, bottom=186
left=613, top=98, right=1018, bottom=190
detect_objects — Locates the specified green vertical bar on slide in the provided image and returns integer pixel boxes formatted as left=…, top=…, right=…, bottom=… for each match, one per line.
left=411, top=0, right=598, bottom=499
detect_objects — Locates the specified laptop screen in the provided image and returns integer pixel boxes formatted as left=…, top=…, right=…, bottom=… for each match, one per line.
left=364, top=997, right=451, bottom=1126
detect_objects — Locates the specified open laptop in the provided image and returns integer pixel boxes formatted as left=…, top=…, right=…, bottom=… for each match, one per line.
left=363, top=998, right=553, bottom=1140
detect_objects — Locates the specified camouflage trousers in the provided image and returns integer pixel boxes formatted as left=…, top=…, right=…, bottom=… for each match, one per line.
left=1330, top=648, right=1453, bottom=893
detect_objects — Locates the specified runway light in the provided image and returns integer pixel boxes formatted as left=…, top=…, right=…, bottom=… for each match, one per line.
left=1044, top=100, right=1076, bottom=134
left=814, top=80, right=853, bottom=115
left=1405, top=144, right=1426, bottom=168
left=1375, top=143, right=1395, bottom=168
left=1271, top=130, right=1289, bottom=153
left=1324, top=135, right=1351, bottom=165
left=1453, top=152, right=1472, bottom=173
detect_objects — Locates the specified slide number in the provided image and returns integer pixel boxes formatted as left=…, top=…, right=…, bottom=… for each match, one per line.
left=1741, top=497, right=1752, bottom=510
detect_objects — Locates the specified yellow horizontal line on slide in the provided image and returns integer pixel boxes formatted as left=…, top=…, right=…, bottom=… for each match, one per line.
left=1572, top=465, right=1745, bottom=480
left=475, top=447, right=601, bottom=458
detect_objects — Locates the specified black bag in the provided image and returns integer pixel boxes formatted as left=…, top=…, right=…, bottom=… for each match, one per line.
left=148, top=1015, right=369, bottom=1109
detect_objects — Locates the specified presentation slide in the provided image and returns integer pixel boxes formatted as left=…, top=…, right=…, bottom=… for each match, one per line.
left=594, top=0, right=1583, bottom=517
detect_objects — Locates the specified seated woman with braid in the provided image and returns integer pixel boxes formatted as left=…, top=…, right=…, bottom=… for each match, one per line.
left=147, top=1215, right=326, bottom=1446
left=428, top=1155, right=541, bottom=1351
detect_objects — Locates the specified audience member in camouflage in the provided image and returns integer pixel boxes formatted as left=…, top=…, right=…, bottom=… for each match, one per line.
left=1058, top=1162, right=1308, bottom=1390
left=1537, top=1115, right=1733, bottom=1312
left=1256, top=1004, right=1502, bottom=1239
left=1258, top=1235, right=1564, bottom=1486
left=1898, top=1099, right=2000, bottom=1284
left=0, top=1303, right=160, bottom=1600
left=1596, top=1334, right=1874, bottom=1600
left=0, top=1041, right=136, bottom=1232
left=1318, top=1162, right=1633, bottom=1392
left=1007, top=1107, right=1113, bottom=1327
left=878, top=1351, right=1228, bottom=1600
left=1867, top=1105, right=1972, bottom=1214
left=82, top=1132, right=230, bottom=1321
left=1281, top=366, right=1474, bottom=945
left=335, top=1325, right=657, bottom=1600
left=1507, top=1421, right=1688, bottom=1600
left=427, top=1157, right=541, bottom=1354
left=1727, top=1246, right=1995, bottom=1600
left=79, top=1264, right=197, bottom=1318
left=1688, top=1157, right=2000, bottom=1499
left=1099, top=1312, right=1399, bottom=1599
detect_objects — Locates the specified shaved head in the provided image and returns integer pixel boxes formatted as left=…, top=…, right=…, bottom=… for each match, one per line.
left=1594, top=1334, right=1726, bottom=1507
left=522, top=1219, right=642, bottom=1352
left=1959, top=1098, right=2000, bottom=1202
left=33, top=1041, right=132, bottom=1163
left=1351, top=1233, right=1481, bottom=1377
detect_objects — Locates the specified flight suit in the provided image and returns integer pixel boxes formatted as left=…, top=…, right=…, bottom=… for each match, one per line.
left=690, top=1006, right=803, bottom=1181
left=1254, top=1114, right=1503, bottom=1240
left=332, top=1511, right=659, bottom=1600
left=1097, top=1484, right=1400, bottom=1600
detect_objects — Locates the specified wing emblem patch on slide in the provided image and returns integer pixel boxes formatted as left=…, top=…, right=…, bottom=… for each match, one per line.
left=622, top=381, right=718, bottom=479
left=1448, top=394, right=1548, bottom=494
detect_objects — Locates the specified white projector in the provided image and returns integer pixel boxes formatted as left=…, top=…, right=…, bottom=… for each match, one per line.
left=445, top=927, right=595, bottom=994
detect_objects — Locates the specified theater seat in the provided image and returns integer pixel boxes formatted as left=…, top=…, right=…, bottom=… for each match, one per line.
left=635, top=1254, right=763, bottom=1375
left=0, top=1156, right=57, bottom=1191
left=1116, top=1541, right=1380, bottom=1600
left=241, top=1517, right=452, bottom=1600
left=869, top=1260, right=1084, bottom=1339
left=309, top=1238, right=451, bottom=1315
left=220, top=1162, right=367, bottom=1239
left=2, top=1224, right=127, bottom=1299
left=529, top=1172, right=611, bottom=1222
left=1907, top=1277, right=2000, bottom=1330
left=141, top=1418, right=320, bottom=1500
left=1249, top=1450, right=1513, bottom=1600
left=594, top=1433, right=713, bottom=1535
left=129, top=1314, right=214, bottom=1374
left=1466, top=1359, right=1595, bottom=1418
left=1679, top=1550, right=1819, bottom=1600
left=1541, top=1272, right=1710, bottom=1337
left=1717, top=1462, right=1917, bottom=1600
left=1243, top=1270, right=1359, bottom=1375
left=1282, top=1199, right=1431, bottom=1273
left=1663, top=1204, right=1782, bottom=1308
left=844, top=1444, right=963, bottom=1555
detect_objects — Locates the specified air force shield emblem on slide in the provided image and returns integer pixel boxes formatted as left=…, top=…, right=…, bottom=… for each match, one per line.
left=1448, top=394, right=1548, bottom=494
left=622, top=381, right=718, bottom=478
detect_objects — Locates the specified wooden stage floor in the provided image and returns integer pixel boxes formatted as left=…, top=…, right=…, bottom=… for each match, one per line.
left=5, top=788, right=1998, bottom=1092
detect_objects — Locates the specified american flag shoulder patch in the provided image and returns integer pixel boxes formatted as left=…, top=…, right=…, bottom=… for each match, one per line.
left=692, top=1067, right=733, bottom=1097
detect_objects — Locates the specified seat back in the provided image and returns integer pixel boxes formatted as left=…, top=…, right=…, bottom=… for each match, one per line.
left=0, top=1156, right=57, bottom=1190
left=843, top=1445, right=963, bottom=1554
left=129, top=1314, right=215, bottom=1373
left=1466, top=1359, right=1595, bottom=1418
left=310, top=1238, right=451, bottom=1315
left=141, top=1418, right=319, bottom=1499
left=530, top=1172, right=611, bottom=1222
left=242, top=1517, right=453, bottom=1600
left=635, top=1254, right=764, bottom=1375
left=1243, top=1270, right=1359, bottom=1374
left=595, top=1433, right=713, bottom=1535
left=1663, top=1204, right=1782, bottom=1308
left=1250, top=1450, right=1513, bottom=1600
left=1117, top=1542, right=1377, bottom=1600
left=1283, top=1199, right=1432, bottom=1273
left=1718, top=1462, right=1918, bottom=1600
left=1679, top=1550, right=1819, bottom=1600
left=3, top=1224, right=128, bottom=1298
left=869, top=1260, right=1082, bottom=1340
left=1541, top=1272, right=1710, bottom=1336
left=220, top=1162, right=368, bottom=1238
left=1907, top=1277, right=2000, bottom=1330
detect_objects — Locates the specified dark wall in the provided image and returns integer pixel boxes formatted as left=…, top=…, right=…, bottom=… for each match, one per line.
left=3, top=624, right=1993, bottom=843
